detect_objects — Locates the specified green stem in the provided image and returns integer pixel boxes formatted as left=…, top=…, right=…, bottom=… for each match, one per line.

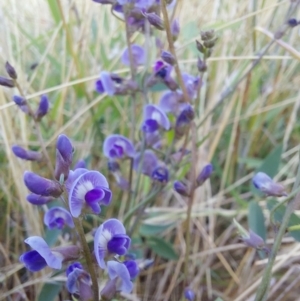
left=73, top=218, right=99, bottom=301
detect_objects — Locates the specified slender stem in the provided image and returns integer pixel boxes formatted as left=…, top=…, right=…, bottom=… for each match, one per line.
left=14, top=81, right=55, bottom=175
left=124, top=6, right=137, bottom=140
left=73, top=217, right=99, bottom=301
left=254, top=152, right=300, bottom=301
left=161, top=0, right=189, bottom=103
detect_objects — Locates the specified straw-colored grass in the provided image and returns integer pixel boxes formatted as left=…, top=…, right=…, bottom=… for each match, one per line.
left=0, top=0, right=300, bottom=300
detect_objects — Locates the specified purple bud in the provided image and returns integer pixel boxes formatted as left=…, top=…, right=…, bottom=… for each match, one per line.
left=173, top=181, right=189, bottom=196
left=96, top=71, right=116, bottom=96
left=108, top=161, right=120, bottom=172
left=196, top=164, right=213, bottom=186
left=35, top=95, right=49, bottom=121
left=145, top=12, right=164, bottom=30
left=184, top=288, right=195, bottom=301
left=5, top=61, right=17, bottom=79
left=242, top=230, right=265, bottom=250
left=13, top=95, right=26, bottom=106
left=93, top=0, right=115, bottom=3
left=252, top=172, right=287, bottom=197
left=54, top=134, right=73, bottom=181
left=175, top=105, right=195, bottom=137
left=196, top=40, right=205, bottom=53
left=12, top=145, right=42, bottom=161
left=161, top=50, right=176, bottom=65
left=66, top=262, right=83, bottom=276
left=197, top=57, right=207, bottom=72
left=0, top=76, right=15, bottom=88
left=23, top=171, right=63, bottom=198
left=26, top=194, right=54, bottom=205
left=152, top=166, right=169, bottom=183
left=171, top=19, right=180, bottom=41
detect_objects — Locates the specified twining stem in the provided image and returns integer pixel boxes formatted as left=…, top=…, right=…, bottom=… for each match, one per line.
left=73, top=217, right=99, bottom=301
left=254, top=152, right=300, bottom=301
left=161, top=0, right=189, bottom=103
left=14, top=81, right=55, bottom=175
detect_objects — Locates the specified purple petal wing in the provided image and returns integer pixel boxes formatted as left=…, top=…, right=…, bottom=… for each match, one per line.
left=25, top=236, right=62, bottom=269
left=107, top=261, right=133, bottom=293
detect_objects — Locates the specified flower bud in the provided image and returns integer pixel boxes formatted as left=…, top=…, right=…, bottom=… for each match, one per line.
left=171, top=19, right=180, bottom=41
left=173, top=181, right=190, bottom=197
left=197, top=57, right=207, bottom=72
left=161, top=51, right=176, bottom=65
left=200, top=29, right=215, bottom=41
left=12, top=145, right=42, bottom=161
left=203, top=36, right=218, bottom=48
left=35, top=95, right=49, bottom=121
left=23, top=171, right=63, bottom=198
left=145, top=13, right=164, bottom=30
left=196, top=163, right=213, bottom=186
left=54, top=134, right=73, bottom=181
left=5, top=61, right=17, bottom=79
left=13, top=95, right=29, bottom=114
left=252, top=172, right=287, bottom=197
left=287, top=18, right=298, bottom=27
left=0, top=76, right=14, bottom=88
left=26, top=193, right=54, bottom=205
left=196, top=40, right=205, bottom=53
left=184, top=288, right=195, bottom=301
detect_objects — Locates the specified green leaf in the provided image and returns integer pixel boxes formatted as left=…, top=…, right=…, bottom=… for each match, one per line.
left=139, top=223, right=174, bottom=236
left=146, top=236, right=178, bottom=260
left=38, top=283, right=62, bottom=301
left=248, top=201, right=266, bottom=241
left=46, top=0, right=60, bottom=25
left=257, top=144, right=283, bottom=177
left=267, top=199, right=300, bottom=241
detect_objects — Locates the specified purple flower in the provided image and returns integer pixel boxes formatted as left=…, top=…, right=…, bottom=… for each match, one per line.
left=94, top=219, right=130, bottom=269
left=107, top=161, right=129, bottom=190
left=19, top=236, right=63, bottom=272
left=142, top=104, right=170, bottom=132
left=159, top=91, right=184, bottom=115
left=69, top=170, right=112, bottom=217
left=74, top=159, right=86, bottom=169
left=26, top=193, right=54, bottom=205
left=44, top=207, right=74, bottom=230
left=95, top=71, right=116, bottom=96
left=93, top=0, right=115, bottom=3
left=182, top=73, right=201, bottom=100
left=103, top=134, right=135, bottom=159
left=66, top=263, right=93, bottom=301
left=252, top=172, right=287, bottom=197
left=145, top=131, right=161, bottom=149
left=124, top=260, right=139, bottom=279
left=184, top=288, right=195, bottom=301
left=107, top=261, right=133, bottom=293
left=35, top=94, right=49, bottom=121
left=23, top=171, right=63, bottom=198
left=54, top=134, right=73, bottom=181
left=152, top=165, right=169, bottom=183
left=175, top=104, right=195, bottom=137
left=133, top=150, right=158, bottom=176
left=121, top=44, right=145, bottom=66
left=173, top=181, right=189, bottom=196
left=12, top=145, right=42, bottom=161
left=196, top=163, right=213, bottom=186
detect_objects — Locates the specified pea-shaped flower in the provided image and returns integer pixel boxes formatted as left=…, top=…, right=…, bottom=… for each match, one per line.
left=94, top=219, right=131, bottom=269
left=44, top=207, right=74, bottom=230
left=142, top=104, right=170, bottom=133
left=68, top=171, right=112, bottom=217
left=121, top=44, right=145, bottom=67
left=103, top=134, right=135, bottom=160
left=19, top=236, right=80, bottom=272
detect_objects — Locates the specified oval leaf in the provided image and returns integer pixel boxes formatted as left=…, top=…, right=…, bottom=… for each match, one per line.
left=146, top=236, right=178, bottom=260
left=248, top=200, right=266, bottom=241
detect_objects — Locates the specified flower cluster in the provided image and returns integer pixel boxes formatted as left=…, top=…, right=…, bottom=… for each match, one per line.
left=17, top=134, right=139, bottom=300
